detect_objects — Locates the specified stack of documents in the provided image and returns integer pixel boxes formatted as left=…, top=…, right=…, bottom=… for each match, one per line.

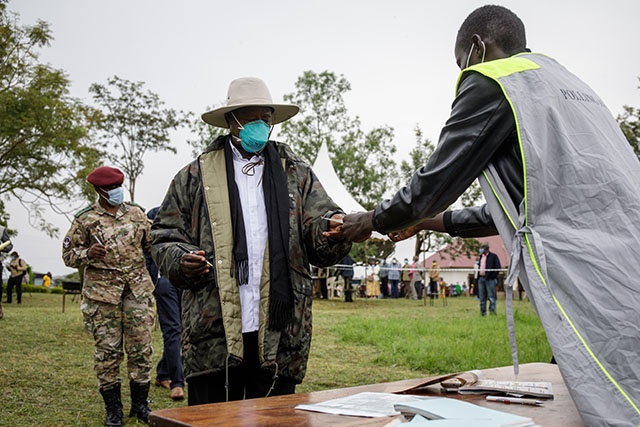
left=295, top=392, right=429, bottom=417
left=295, top=392, right=536, bottom=426
left=458, top=380, right=553, bottom=399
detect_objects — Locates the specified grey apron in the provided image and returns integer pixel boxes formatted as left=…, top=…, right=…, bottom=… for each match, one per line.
left=461, top=53, right=640, bottom=426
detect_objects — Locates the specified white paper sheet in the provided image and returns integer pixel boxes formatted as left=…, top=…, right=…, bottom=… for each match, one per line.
left=295, top=392, right=433, bottom=418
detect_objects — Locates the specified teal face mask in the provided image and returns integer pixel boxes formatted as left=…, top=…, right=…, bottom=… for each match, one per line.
left=232, top=112, right=271, bottom=153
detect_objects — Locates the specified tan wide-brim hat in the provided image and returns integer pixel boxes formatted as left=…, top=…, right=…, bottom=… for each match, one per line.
left=201, top=77, right=299, bottom=128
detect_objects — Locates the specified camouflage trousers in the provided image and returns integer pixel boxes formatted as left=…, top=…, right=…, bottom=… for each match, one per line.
left=81, top=286, right=154, bottom=389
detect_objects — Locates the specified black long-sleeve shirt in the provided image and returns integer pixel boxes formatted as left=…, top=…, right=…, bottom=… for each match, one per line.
left=372, top=71, right=525, bottom=238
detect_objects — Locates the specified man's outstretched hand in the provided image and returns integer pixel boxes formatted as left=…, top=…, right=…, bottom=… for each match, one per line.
left=324, top=211, right=374, bottom=243
left=388, top=224, right=421, bottom=242
left=387, top=215, right=447, bottom=242
left=326, top=213, right=345, bottom=241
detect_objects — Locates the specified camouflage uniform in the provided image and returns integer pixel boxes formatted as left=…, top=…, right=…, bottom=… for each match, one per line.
left=62, top=201, right=155, bottom=388
left=151, top=136, right=351, bottom=384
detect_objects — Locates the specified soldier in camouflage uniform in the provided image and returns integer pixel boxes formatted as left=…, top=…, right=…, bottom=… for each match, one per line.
left=151, top=77, right=351, bottom=405
left=62, top=166, right=154, bottom=426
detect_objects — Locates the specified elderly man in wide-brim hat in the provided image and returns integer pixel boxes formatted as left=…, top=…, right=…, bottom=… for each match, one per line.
left=151, top=77, right=351, bottom=405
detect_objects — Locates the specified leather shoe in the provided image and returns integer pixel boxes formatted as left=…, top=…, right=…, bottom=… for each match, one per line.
left=154, top=379, right=171, bottom=390
left=170, top=387, right=184, bottom=401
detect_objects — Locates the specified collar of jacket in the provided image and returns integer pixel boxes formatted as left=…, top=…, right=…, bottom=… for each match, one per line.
left=203, top=135, right=301, bottom=163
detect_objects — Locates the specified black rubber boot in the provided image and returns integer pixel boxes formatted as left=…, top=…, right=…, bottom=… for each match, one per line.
left=99, top=384, right=123, bottom=427
left=129, top=380, right=151, bottom=423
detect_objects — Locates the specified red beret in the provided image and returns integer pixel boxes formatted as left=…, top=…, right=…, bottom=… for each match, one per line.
left=87, top=166, right=124, bottom=187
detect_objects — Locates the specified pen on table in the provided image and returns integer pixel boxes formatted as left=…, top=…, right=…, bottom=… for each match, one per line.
left=321, top=216, right=343, bottom=224
left=486, top=396, right=544, bottom=406
left=176, top=243, right=215, bottom=268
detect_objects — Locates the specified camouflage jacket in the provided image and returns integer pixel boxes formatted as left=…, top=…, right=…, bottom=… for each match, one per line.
left=151, top=136, right=351, bottom=382
left=62, top=201, right=154, bottom=305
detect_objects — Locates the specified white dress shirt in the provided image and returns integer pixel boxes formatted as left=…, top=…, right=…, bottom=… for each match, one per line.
left=230, top=142, right=268, bottom=333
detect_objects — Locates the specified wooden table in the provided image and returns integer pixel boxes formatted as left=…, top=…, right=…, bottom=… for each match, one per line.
left=150, top=363, right=582, bottom=426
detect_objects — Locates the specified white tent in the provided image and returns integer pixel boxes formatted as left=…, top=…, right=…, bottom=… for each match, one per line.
left=311, top=143, right=416, bottom=262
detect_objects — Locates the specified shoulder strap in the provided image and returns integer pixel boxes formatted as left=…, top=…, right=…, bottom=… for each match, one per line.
left=74, top=205, right=94, bottom=218
left=125, top=201, right=146, bottom=212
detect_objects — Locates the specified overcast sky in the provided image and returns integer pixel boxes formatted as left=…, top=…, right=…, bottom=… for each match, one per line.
left=7, top=0, right=640, bottom=276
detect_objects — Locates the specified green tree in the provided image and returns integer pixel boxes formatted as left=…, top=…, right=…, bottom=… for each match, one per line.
left=400, top=125, right=482, bottom=258
left=350, top=240, right=396, bottom=265
left=617, top=78, right=640, bottom=160
left=280, top=70, right=399, bottom=211
left=187, top=105, right=227, bottom=157
left=0, top=1, right=100, bottom=236
left=280, top=71, right=353, bottom=163
left=89, top=76, right=188, bottom=201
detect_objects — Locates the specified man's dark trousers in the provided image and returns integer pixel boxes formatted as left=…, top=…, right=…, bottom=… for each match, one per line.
left=414, top=280, right=424, bottom=300
left=389, top=279, right=399, bottom=298
left=6, top=273, right=24, bottom=304
left=187, top=331, right=295, bottom=405
left=478, top=276, right=497, bottom=315
left=319, top=277, right=328, bottom=299
left=155, top=276, right=184, bottom=390
left=380, top=276, right=389, bottom=298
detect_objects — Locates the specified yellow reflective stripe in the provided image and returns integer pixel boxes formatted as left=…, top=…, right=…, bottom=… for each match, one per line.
left=488, top=78, right=528, bottom=226
left=481, top=171, right=517, bottom=231
left=523, top=234, right=640, bottom=418
left=455, top=57, right=531, bottom=225
left=455, top=56, right=540, bottom=94
left=468, top=57, right=540, bottom=79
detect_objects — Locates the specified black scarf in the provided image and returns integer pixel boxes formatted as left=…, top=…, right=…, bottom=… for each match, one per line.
left=223, top=137, right=293, bottom=331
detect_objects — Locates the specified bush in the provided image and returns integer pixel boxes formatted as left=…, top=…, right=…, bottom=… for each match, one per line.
left=2, top=283, right=50, bottom=293
left=50, top=286, right=64, bottom=294
left=21, top=284, right=49, bottom=293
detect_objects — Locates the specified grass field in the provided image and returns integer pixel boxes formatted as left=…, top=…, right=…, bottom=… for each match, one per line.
left=0, top=292, right=551, bottom=426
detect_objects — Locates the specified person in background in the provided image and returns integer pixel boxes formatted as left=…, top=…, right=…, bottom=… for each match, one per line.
left=517, top=280, right=524, bottom=301
left=401, top=258, right=412, bottom=299
left=339, top=254, right=355, bottom=303
left=317, top=267, right=328, bottom=300
left=477, top=242, right=501, bottom=316
left=412, top=255, right=424, bottom=300
left=407, top=258, right=417, bottom=299
left=387, top=258, right=401, bottom=299
left=0, top=224, right=13, bottom=319
left=6, top=251, right=27, bottom=304
left=365, top=266, right=380, bottom=298
left=428, top=261, right=440, bottom=300
left=43, top=272, right=52, bottom=288
left=439, top=277, right=448, bottom=304
left=146, top=206, right=185, bottom=401
left=472, top=260, right=480, bottom=298
left=62, top=166, right=154, bottom=425
left=379, top=258, right=390, bottom=298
